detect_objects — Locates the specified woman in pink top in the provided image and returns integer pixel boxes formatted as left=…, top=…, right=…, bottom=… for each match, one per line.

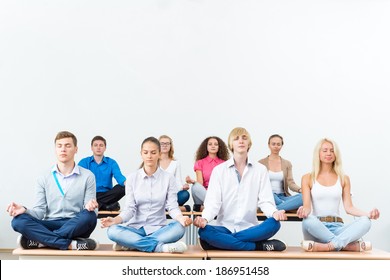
left=186, top=136, right=230, bottom=211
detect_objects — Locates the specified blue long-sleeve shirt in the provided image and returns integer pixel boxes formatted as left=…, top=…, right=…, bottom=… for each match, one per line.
left=78, top=156, right=126, bottom=193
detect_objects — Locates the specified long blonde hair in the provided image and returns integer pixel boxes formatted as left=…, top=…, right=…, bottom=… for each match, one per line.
left=311, top=138, right=345, bottom=184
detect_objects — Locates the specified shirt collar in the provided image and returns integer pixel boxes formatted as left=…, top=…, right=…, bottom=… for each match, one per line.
left=52, top=163, right=80, bottom=176
left=226, top=157, right=254, bottom=168
left=139, top=166, right=162, bottom=179
left=206, top=155, right=220, bottom=163
left=90, top=155, right=107, bottom=163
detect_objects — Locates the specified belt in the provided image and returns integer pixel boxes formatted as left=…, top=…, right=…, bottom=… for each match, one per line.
left=318, top=216, right=343, bottom=223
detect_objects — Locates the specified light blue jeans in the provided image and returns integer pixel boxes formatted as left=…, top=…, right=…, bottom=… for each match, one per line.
left=302, top=215, right=371, bottom=251
left=273, top=193, right=302, bottom=211
left=107, top=221, right=185, bottom=252
left=191, top=182, right=207, bottom=205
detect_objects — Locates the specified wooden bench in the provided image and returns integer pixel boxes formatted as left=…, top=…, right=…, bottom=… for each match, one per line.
left=191, top=211, right=302, bottom=221
left=97, top=209, right=193, bottom=219
left=256, top=211, right=302, bottom=221
left=12, top=245, right=390, bottom=260
left=205, top=246, right=390, bottom=260
left=12, top=244, right=207, bottom=260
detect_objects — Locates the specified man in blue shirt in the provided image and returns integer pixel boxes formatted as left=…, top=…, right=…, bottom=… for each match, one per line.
left=79, top=136, right=126, bottom=211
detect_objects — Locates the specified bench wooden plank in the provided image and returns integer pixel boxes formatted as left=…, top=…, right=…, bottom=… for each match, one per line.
left=97, top=211, right=193, bottom=219
left=191, top=211, right=302, bottom=221
left=12, top=245, right=390, bottom=260
left=205, top=246, right=390, bottom=260
left=256, top=212, right=302, bottom=221
left=13, top=244, right=206, bottom=260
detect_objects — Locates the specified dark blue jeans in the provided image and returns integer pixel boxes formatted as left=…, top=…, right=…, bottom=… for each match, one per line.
left=177, top=190, right=190, bottom=206
left=11, top=209, right=97, bottom=250
left=198, top=217, right=281, bottom=250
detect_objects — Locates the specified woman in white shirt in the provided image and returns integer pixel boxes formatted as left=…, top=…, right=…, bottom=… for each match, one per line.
left=297, top=138, right=380, bottom=252
left=100, top=137, right=192, bottom=253
left=158, top=135, right=190, bottom=211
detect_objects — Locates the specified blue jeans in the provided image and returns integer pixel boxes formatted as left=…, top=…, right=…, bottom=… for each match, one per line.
left=107, top=220, right=185, bottom=252
left=198, top=218, right=281, bottom=250
left=191, top=182, right=206, bottom=205
left=273, top=193, right=302, bottom=211
left=302, top=215, right=371, bottom=250
left=177, top=190, right=190, bottom=206
left=11, top=209, right=97, bottom=250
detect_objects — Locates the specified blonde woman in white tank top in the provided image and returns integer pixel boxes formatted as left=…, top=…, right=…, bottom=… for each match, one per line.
left=297, top=138, right=380, bottom=252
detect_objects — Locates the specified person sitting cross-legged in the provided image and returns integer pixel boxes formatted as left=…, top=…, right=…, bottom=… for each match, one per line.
left=193, top=127, right=287, bottom=251
left=7, top=131, right=99, bottom=251
left=101, top=137, right=192, bottom=253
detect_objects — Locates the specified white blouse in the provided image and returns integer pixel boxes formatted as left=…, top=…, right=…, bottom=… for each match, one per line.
left=119, top=167, right=181, bottom=234
left=161, top=160, right=184, bottom=190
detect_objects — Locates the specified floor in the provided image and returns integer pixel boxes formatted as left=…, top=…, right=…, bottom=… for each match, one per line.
left=0, top=250, right=18, bottom=260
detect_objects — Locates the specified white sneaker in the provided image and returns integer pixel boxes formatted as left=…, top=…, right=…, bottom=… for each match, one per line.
left=162, top=241, right=187, bottom=253
left=112, top=243, right=131, bottom=251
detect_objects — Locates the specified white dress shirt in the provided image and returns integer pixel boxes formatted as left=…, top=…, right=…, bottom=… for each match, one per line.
left=119, top=167, right=182, bottom=234
left=202, top=157, right=277, bottom=232
left=161, top=160, right=184, bottom=190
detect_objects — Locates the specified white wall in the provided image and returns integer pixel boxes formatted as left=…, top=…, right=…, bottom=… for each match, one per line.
left=1, top=0, right=389, bottom=251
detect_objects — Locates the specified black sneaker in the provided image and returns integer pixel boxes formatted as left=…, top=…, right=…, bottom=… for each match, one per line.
left=17, top=235, right=43, bottom=249
left=105, top=202, right=120, bottom=211
left=74, top=238, right=99, bottom=250
left=193, top=204, right=202, bottom=212
left=256, top=239, right=287, bottom=251
left=198, top=238, right=219, bottom=250
left=183, top=205, right=191, bottom=212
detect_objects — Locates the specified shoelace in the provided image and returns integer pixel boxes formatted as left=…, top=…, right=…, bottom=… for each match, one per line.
left=264, top=244, right=274, bottom=251
left=168, top=243, right=179, bottom=252
left=77, top=242, right=89, bottom=250
left=28, top=240, right=39, bottom=248
left=116, top=245, right=128, bottom=251
left=168, top=243, right=185, bottom=253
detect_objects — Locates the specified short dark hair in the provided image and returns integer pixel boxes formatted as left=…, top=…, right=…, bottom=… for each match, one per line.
left=55, top=131, right=77, bottom=146
left=91, top=135, right=106, bottom=146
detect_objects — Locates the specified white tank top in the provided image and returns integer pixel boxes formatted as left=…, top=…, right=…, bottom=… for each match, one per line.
left=311, top=179, right=342, bottom=217
left=269, top=171, right=284, bottom=194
